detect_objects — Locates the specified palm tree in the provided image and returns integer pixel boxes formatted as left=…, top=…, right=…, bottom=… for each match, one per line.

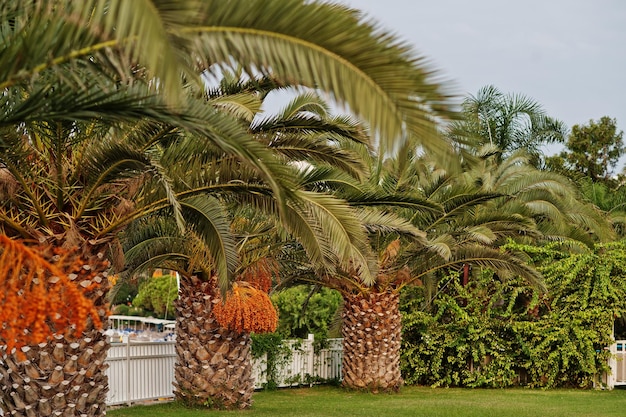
left=121, top=209, right=280, bottom=409
left=116, top=89, right=379, bottom=408
left=261, top=142, right=538, bottom=391
left=2, top=1, right=455, bottom=413
left=297, top=139, right=611, bottom=391
left=330, top=154, right=546, bottom=392
left=449, top=85, right=567, bottom=164
left=463, top=147, right=613, bottom=246
left=0, top=104, right=291, bottom=414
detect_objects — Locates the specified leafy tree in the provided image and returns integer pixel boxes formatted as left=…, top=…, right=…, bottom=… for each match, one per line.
left=109, top=281, right=139, bottom=306
left=132, top=274, right=179, bottom=319
left=548, top=117, right=625, bottom=184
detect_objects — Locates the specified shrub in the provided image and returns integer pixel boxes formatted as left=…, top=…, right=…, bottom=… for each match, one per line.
left=112, top=304, right=130, bottom=315
left=401, top=241, right=626, bottom=388
left=272, top=285, right=341, bottom=339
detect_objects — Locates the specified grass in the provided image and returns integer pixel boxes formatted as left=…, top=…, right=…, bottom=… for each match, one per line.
left=108, top=385, right=626, bottom=417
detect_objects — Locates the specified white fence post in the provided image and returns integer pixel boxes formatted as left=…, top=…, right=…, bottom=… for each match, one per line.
left=605, top=340, right=616, bottom=389
left=126, top=338, right=131, bottom=407
left=306, top=334, right=315, bottom=386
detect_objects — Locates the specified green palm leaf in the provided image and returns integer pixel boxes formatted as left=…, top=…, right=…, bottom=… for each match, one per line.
left=191, top=0, right=454, bottom=155
left=179, top=195, right=238, bottom=293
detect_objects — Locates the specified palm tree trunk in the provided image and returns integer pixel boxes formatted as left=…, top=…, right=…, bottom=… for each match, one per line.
left=173, top=275, right=254, bottom=409
left=0, top=251, right=110, bottom=417
left=341, top=290, right=403, bottom=393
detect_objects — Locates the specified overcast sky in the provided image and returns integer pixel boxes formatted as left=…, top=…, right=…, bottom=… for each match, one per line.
left=338, top=0, right=626, bottom=153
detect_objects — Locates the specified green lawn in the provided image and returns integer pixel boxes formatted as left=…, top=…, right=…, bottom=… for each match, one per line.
left=108, top=385, right=626, bottom=417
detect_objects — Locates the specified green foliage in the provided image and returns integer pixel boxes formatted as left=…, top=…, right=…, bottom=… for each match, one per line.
left=552, top=116, right=624, bottom=184
left=132, top=275, right=178, bottom=319
left=401, top=242, right=626, bottom=388
left=109, top=281, right=138, bottom=306
left=126, top=306, right=149, bottom=317
left=112, top=304, right=130, bottom=316
left=272, top=285, right=342, bottom=339
left=251, top=333, right=293, bottom=390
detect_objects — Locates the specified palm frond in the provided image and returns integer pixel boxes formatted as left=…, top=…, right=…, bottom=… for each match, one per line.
left=192, top=0, right=455, bottom=156
left=355, top=208, right=427, bottom=242
left=408, top=245, right=545, bottom=291
left=179, top=195, right=238, bottom=294
left=275, top=91, right=330, bottom=120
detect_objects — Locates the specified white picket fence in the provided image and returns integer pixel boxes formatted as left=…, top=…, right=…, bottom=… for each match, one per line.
left=252, top=335, right=343, bottom=388
left=105, top=341, right=177, bottom=406
left=105, top=335, right=343, bottom=406
left=605, top=340, right=626, bottom=388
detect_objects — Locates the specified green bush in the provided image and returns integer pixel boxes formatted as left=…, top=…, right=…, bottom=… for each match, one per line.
left=251, top=332, right=293, bottom=390
left=112, top=304, right=130, bottom=316
left=401, top=241, right=626, bottom=388
left=127, top=306, right=148, bottom=317
left=109, top=281, right=138, bottom=305
left=272, top=285, right=341, bottom=339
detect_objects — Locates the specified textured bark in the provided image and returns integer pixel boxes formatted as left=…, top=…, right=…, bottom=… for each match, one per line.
left=173, top=276, right=253, bottom=409
left=0, top=253, right=110, bottom=417
left=341, top=291, right=403, bottom=392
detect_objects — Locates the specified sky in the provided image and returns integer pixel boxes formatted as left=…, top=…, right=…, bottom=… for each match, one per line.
left=337, top=0, right=626, bottom=156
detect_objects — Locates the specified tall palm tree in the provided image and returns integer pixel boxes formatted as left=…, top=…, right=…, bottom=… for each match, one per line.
left=2, top=1, right=456, bottom=413
left=330, top=155, right=546, bottom=392
left=295, top=139, right=610, bottom=391
left=264, top=143, right=539, bottom=391
left=121, top=209, right=280, bottom=409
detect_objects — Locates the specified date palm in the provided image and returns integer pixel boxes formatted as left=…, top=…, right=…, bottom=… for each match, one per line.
left=289, top=141, right=597, bottom=391
left=2, top=1, right=455, bottom=413
left=122, top=209, right=279, bottom=409
left=118, top=90, right=379, bottom=408
left=462, top=147, right=613, bottom=246
left=329, top=157, right=545, bottom=392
